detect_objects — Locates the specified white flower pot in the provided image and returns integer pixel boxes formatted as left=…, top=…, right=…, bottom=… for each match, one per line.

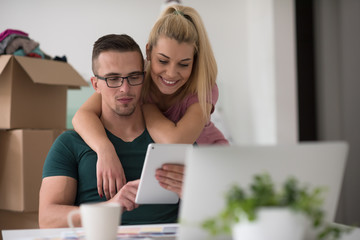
left=232, top=207, right=310, bottom=240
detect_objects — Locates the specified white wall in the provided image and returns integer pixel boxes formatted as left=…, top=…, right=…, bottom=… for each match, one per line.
left=0, top=0, right=162, bottom=80
left=0, top=0, right=297, bottom=145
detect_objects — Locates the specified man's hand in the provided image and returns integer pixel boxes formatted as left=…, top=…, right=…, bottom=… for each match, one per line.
left=96, top=148, right=127, bottom=199
left=108, top=180, right=140, bottom=212
left=155, top=164, right=185, bottom=198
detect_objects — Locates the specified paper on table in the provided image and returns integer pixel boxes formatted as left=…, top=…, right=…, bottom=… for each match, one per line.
left=35, top=225, right=178, bottom=240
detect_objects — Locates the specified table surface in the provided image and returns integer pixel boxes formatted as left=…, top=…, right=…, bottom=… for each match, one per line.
left=2, top=223, right=178, bottom=240
left=2, top=223, right=360, bottom=240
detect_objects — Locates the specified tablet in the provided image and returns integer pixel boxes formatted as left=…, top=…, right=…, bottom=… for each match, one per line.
left=135, top=143, right=192, bottom=204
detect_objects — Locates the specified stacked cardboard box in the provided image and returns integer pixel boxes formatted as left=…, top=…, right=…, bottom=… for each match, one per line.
left=0, top=55, right=88, bottom=236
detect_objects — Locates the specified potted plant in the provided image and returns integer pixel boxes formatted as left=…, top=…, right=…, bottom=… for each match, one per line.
left=202, top=173, right=351, bottom=240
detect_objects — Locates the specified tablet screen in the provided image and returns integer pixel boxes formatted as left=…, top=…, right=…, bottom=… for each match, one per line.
left=135, top=143, right=192, bottom=204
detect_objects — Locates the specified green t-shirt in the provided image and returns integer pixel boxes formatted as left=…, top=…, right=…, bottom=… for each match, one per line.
left=42, top=129, right=179, bottom=225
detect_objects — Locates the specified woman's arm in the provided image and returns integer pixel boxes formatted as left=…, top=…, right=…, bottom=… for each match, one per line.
left=72, top=92, right=126, bottom=199
left=142, top=102, right=211, bottom=144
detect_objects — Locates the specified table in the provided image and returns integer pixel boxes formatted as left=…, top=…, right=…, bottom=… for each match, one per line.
left=2, top=223, right=360, bottom=240
left=2, top=223, right=178, bottom=240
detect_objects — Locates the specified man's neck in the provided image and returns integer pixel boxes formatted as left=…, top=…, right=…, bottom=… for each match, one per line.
left=100, top=105, right=145, bottom=142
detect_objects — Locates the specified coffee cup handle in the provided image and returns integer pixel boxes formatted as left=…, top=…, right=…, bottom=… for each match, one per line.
left=67, top=209, right=81, bottom=238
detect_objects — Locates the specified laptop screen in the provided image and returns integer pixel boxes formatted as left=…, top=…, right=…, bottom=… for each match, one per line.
left=178, top=142, right=348, bottom=239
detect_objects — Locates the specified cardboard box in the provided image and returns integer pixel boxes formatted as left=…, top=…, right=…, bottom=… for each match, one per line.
left=0, top=210, right=38, bottom=239
left=0, top=129, right=63, bottom=212
left=0, top=55, right=88, bottom=129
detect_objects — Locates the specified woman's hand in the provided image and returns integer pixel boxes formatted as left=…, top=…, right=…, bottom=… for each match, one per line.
left=97, top=146, right=127, bottom=199
left=155, top=164, right=185, bottom=198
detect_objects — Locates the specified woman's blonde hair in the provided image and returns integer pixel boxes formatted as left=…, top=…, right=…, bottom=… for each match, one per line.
left=143, top=5, right=217, bottom=120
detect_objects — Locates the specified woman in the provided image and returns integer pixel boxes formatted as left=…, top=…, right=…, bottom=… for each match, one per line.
left=72, top=5, right=229, bottom=199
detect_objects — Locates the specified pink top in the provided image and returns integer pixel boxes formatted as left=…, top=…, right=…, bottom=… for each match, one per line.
left=160, top=84, right=229, bottom=145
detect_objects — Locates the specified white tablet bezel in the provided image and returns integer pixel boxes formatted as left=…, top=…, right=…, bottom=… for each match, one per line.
left=135, top=143, right=192, bottom=204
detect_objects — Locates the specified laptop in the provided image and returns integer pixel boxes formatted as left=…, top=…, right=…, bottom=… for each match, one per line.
left=177, top=142, right=349, bottom=239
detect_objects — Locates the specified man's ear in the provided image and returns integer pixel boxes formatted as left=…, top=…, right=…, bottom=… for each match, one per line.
left=91, top=76, right=101, bottom=93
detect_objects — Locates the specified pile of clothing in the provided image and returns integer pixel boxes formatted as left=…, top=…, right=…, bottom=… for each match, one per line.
left=0, top=29, right=67, bottom=62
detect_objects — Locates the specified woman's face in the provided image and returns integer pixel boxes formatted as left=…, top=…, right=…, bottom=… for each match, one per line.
left=148, top=36, right=195, bottom=95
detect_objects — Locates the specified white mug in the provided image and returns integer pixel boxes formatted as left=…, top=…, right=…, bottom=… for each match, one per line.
left=67, top=202, right=121, bottom=240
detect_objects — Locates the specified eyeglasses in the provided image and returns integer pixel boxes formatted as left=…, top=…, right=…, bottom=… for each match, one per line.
left=95, top=72, right=145, bottom=88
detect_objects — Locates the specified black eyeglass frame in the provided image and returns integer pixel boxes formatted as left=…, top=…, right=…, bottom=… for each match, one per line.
left=95, top=72, right=145, bottom=88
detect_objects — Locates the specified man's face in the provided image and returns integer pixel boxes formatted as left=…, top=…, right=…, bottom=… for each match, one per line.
left=93, top=50, right=143, bottom=116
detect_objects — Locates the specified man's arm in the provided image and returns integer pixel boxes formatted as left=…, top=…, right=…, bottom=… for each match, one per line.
left=39, top=176, right=141, bottom=228
left=39, top=176, right=78, bottom=228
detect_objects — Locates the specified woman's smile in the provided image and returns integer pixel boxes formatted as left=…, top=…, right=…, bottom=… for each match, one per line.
left=160, top=76, right=180, bottom=86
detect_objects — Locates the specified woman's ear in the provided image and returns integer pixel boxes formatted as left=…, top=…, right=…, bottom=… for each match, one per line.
left=146, top=43, right=151, bottom=61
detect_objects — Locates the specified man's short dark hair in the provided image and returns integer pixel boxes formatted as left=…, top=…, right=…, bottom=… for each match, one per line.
left=92, top=34, right=144, bottom=74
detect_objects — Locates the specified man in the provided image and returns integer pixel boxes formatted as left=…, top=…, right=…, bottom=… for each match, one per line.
left=39, top=34, right=183, bottom=228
